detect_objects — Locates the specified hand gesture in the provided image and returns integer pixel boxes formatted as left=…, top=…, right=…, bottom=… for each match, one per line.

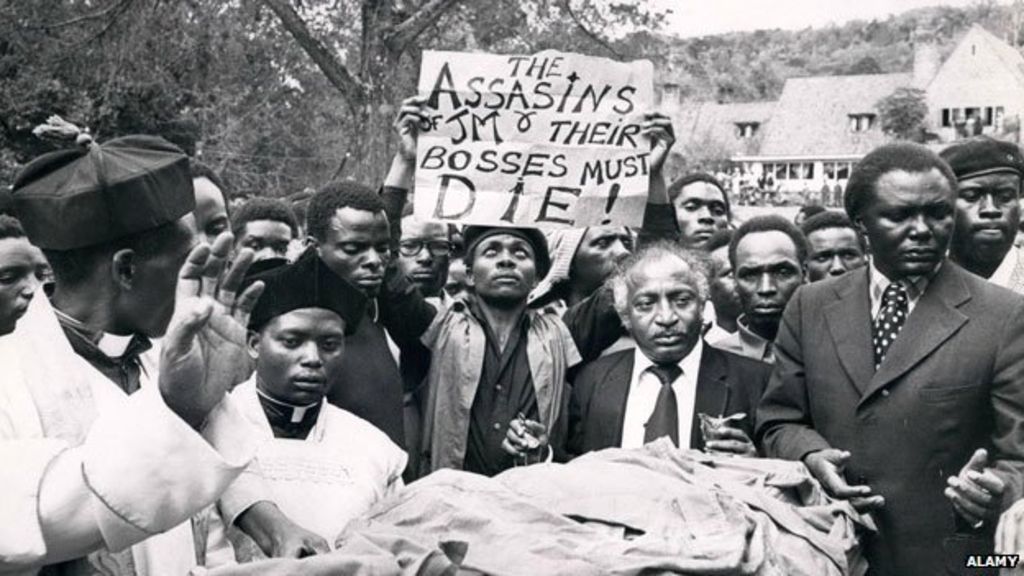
left=704, top=424, right=757, bottom=457
left=640, top=112, right=675, bottom=176
left=945, top=448, right=1006, bottom=527
left=804, top=449, right=885, bottom=512
left=394, top=95, right=433, bottom=163
left=502, top=415, right=550, bottom=465
left=159, top=232, right=264, bottom=429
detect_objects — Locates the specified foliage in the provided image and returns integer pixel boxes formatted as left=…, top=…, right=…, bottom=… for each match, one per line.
left=2, top=1, right=1024, bottom=193
left=638, top=3, right=1024, bottom=104
left=876, top=87, right=929, bottom=141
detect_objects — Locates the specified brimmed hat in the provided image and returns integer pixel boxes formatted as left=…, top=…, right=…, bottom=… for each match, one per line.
left=463, top=225, right=551, bottom=279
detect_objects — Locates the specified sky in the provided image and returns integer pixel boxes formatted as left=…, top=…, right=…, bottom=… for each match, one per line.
left=657, top=0, right=1013, bottom=38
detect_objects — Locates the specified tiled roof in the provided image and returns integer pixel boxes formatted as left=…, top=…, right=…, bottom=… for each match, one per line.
left=753, top=73, right=912, bottom=158
left=674, top=100, right=777, bottom=157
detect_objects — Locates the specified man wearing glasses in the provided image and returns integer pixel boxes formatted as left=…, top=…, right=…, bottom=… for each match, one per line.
left=395, top=219, right=455, bottom=305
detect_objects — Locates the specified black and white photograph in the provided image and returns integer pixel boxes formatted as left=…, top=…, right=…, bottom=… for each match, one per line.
left=4, top=0, right=1024, bottom=574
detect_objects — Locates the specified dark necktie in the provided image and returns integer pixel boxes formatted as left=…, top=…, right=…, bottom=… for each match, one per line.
left=872, top=282, right=909, bottom=369
left=644, top=363, right=683, bottom=446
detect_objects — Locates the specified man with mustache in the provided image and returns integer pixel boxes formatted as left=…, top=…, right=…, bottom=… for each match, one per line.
left=757, top=142, right=1024, bottom=576
left=713, top=215, right=807, bottom=364
left=222, top=250, right=406, bottom=550
left=941, top=137, right=1024, bottom=292
left=565, top=241, right=771, bottom=459
left=800, top=211, right=867, bottom=283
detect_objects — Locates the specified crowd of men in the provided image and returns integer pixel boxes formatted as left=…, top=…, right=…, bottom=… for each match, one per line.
left=3, top=100, right=1024, bottom=576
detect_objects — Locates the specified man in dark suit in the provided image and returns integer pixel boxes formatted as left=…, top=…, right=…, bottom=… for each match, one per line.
left=566, top=241, right=772, bottom=458
left=756, top=142, right=1024, bottom=576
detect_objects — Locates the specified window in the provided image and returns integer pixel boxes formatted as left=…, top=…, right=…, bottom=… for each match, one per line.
left=824, top=162, right=851, bottom=180
left=848, top=113, right=875, bottom=132
left=735, top=122, right=760, bottom=138
left=942, top=106, right=1004, bottom=128
left=793, top=162, right=814, bottom=180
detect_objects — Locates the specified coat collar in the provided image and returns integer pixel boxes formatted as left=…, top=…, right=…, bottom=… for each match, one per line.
left=823, top=263, right=971, bottom=404
left=596, top=342, right=731, bottom=450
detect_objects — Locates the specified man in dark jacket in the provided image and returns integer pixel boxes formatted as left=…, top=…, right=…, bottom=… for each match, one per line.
left=757, top=142, right=1024, bottom=576
left=566, top=241, right=770, bottom=458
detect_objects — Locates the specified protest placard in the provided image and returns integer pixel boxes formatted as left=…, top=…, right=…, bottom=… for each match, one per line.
left=413, top=50, right=654, bottom=229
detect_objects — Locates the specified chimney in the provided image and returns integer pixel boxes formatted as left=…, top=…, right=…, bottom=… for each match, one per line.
left=913, top=26, right=941, bottom=88
left=659, top=82, right=681, bottom=112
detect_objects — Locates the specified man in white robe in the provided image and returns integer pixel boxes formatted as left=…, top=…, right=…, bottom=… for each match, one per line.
left=0, top=132, right=323, bottom=575
left=222, top=250, right=406, bottom=555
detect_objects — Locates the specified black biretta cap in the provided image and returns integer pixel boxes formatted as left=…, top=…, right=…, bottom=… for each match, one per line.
left=11, top=135, right=194, bottom=250
left=244, top=249, right=367, bottom=334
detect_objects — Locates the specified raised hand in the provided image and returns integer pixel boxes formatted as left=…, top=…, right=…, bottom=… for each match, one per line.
left=159, top=232, right=264, bottom=429
left=640, top=111, right=676, bottom=177
left=394, top=95, right=433, bottom=163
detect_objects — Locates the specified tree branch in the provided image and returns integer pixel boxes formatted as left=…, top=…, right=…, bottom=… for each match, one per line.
left=387, top=0, right=462, bottom=52
left=29, top=0, right=134, bottom=30
left=259, top=0, right=368, bottom=104
left=561, top=0, right=622, bottom=60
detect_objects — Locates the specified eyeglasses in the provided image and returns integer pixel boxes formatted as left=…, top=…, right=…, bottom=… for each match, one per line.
left=398, top=240, right=454, bottom=257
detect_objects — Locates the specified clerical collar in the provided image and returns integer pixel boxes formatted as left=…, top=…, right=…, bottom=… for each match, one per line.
left=53, top=307, right=148, bottom=358
left=256, top=386, right=323, bottom=440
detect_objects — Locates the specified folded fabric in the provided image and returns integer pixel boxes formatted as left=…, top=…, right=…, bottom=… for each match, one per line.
left=203, top=439, right=872, bottom=575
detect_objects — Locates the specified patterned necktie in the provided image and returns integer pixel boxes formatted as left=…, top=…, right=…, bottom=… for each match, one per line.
left=872, top=282, right=909, bottom=369
left=644, top=364, right=683, bottom=446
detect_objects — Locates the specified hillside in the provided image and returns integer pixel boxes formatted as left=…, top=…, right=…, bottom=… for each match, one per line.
left=618, top=2, right=1024, bottom=103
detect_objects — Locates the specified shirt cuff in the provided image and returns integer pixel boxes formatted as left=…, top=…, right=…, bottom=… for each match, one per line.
left=83, top=386, right=257, bottom=551
left=0, top=440, right=69, bottom=563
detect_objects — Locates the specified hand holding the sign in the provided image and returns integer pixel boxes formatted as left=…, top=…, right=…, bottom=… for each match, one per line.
left=395, top=95, right=432, bottom=162
left=641, top=112, right=675, bottom=205
left=386, top=95, right=433, bottom=190
left=641, top=112, right=675, bottom=176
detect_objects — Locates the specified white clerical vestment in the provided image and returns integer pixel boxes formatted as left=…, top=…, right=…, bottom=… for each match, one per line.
left=227, top=378, right=407, bottom=545
left=0, top=294, right=258, bottom=576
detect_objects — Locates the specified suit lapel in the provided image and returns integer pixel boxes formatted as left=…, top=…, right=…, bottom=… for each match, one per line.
left=859, top=263, right=970, bottom=406
left=823, top=267, right=875, bottom=395
left=589, top=351, right=634, bottom=450
left=692, top=345, right=730, bottom=449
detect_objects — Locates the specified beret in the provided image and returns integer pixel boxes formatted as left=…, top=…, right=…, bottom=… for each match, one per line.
left=463, top=225, right=551, bottom=279
left=244, top=248, right=367, bottom=334
left=11, top=135, right=195, bottom=250
left=939, top=137, right=1024, bottom=181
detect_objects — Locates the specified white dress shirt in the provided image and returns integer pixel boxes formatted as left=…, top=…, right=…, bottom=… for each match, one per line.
left=990, top=246, right=1019, bottom=289
left=620, top=340, right=704, bottom=449
left=867, top=260, right=935, bottom=320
